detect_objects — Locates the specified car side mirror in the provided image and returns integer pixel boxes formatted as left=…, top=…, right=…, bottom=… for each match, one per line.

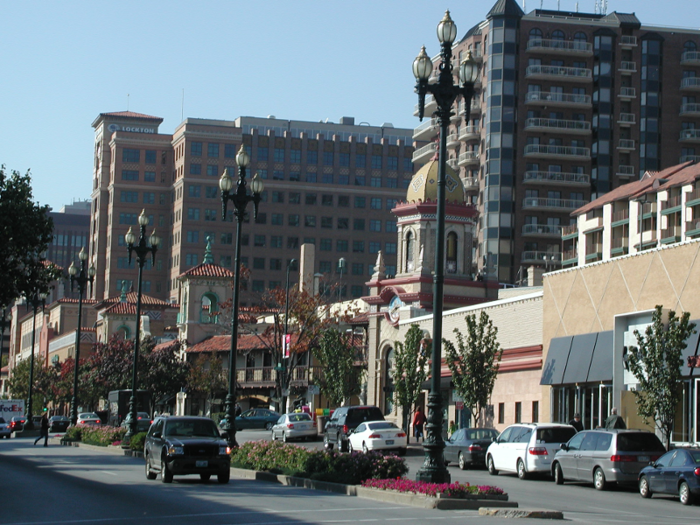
left=560, top=443, right=569, bottom=451
left=153, top=431, right=161, bottom=438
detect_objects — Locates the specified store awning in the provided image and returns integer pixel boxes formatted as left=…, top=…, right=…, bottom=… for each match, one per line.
left=540, top=336, right=573, bottom=385
left=562, top=332, right=597, bottom=384
left=420, top=376, right=453, bottom=390
left=587, top=331, right=613, bottom=382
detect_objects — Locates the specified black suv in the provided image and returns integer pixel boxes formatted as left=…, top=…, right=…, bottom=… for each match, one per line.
left=144, top=416, right=231, bottom=484
left=324, top=405, right=384, bottom=452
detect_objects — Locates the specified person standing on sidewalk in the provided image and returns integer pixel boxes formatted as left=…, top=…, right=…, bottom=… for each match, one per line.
left=412, top=407, right=426, bottom=444
left=34, top=413, right=49, bottom=447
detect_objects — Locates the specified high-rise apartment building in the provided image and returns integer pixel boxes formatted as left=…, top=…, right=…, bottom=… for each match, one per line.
left=90, top=112, right=415, bottom=305
left=414, top=0, right=700, bottom=283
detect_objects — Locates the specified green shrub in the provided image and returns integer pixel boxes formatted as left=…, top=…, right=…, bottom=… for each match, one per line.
left=80, top=425, right=127, bottom=446
left=129, top=432, right=147, bottom=451
left=63, top=425, right=82, bottom=442
left=230, top=440, right=408, bottom=485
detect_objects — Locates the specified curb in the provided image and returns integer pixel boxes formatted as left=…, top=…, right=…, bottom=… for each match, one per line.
left=479, top=508, right=564, bottom=520
left=59, top=440, right=142, bottom=457
left=230, top=468, right=518, bottom=510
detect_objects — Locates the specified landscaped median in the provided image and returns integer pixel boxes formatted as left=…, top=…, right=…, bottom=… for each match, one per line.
left=230, top=440, right=517, bottom=510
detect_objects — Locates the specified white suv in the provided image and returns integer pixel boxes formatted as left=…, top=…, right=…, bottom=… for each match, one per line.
left=486, top=423, right=577, bottom=479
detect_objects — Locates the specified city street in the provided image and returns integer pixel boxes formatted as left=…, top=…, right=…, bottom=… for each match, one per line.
left=1, top=434, right=696, bottom=525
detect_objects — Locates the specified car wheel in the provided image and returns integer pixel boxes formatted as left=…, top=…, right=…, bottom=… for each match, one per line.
left=517, top=459, right=528, bottom=480
left=145, top=456, right=157, bottom=480
left=593, top=467, right=606, bottom=491
left=282, top=432, right=288, bottom=443
left=362, top=442, right=368, bottom=453
left=271, top=431, right=276, bottom=441
left=348, top=440, right=354, bottom=453
left=487, top=455, right=499, bottom=476
left=458, top=452, right=468, bottom=470
left=200, top=474, right=211, bottom=482
left=218, top=469, right=230, bottom=484
left=265, top=422, right=273, bottom=431
left=680, top=481, right=693, bottom=505
left=161, top=457, right=173, bottom=484
left=639, top=475, right=652, bottom=498
left=554, top=463, right=564, bottom=485
left=323, top=434, right=333, bottom=450
left=339, top=439, right=349, bottom=453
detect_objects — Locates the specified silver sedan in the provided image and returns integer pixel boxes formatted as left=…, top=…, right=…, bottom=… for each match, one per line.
left=271, top=413, right=317, bottom=442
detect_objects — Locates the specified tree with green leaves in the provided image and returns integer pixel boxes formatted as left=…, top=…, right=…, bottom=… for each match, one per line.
left=141, top=339, right=190, bottom=412
left=627, top=305, right=696, bottom=450
left=187, top=352, right=228, bottom=416
left=0, top=166, right=61, bottom=307
left=392, top=324, right=429, bottom=433
left=444, top=311, right=502, bottom=427
left=7, top=357, right=59, bottom=410
left=312, top=327, right=363, bottom=406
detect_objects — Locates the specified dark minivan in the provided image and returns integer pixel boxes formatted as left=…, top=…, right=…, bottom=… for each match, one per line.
left=324, top=406, right=384, bottom=452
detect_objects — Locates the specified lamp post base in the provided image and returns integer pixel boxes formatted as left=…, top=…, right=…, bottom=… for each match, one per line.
left=415, top=442, right=452, bottom=484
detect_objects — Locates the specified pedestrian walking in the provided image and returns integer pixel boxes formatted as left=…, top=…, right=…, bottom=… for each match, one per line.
left=412, top=406, right=426, bottom=443
left=604, top=407, right=626, bottom=430
left=34, top=413, right=49, bottom=447
left=569, top=413, right=583, bottom=432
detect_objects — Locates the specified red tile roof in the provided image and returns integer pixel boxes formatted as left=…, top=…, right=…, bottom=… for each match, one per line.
left=57, top=298, right=98, bottom=305
left=179, top=263, right=235, bottom=279
left=186, top=333, right=301, bottom=353
left=95, top=292, right=175, bottom=309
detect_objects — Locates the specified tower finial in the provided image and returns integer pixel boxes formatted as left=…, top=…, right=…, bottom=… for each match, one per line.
left=203, top=236, right=214, bottom=264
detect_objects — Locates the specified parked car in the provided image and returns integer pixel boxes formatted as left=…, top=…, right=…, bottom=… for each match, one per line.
left=347, top=420, right=407, bottom=455
left=121, top=412, right=153, bottom=433
left=552, top=429, right=665, bottom=490
left=486, top=423, right=577, bottom=479
left=271, top=413, right=316, bottom=442
left=324, top=405, right=385, bottom=452
left=445, top=428, right=499, bottom=469
left=0, top=417, right=11, bottom=438
left=638, top=447, right=700, bottom=505
left=49, top=415, right=70, bottom=432
left=77, top=412, right=102, bottom=426
left=233, top=409, right=280, bottom=431
left=9, top=416, right=26, bottom=433
left=144, top=416, right=231, bottom=484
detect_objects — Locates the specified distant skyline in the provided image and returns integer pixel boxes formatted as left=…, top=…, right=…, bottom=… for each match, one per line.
left=2, top=0, right=699, bottom=211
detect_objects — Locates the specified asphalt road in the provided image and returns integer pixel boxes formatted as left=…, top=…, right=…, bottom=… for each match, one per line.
left=2, top=432, right=696, bottom=525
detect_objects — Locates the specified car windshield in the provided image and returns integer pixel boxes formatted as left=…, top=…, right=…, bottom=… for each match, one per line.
left=0, top=418, right=5, bottom=424
left=617, top=433, right=664, bottom=452
left=367, top=422, right=398, bottom=430
left=165, top=420, right=219, bottom=438
left=536, top=427, right=577, bottom=443
left=466, top=429, right=498, bottom=440
left=689, top=450, right=700, bottom=463
left=288, top=414, right=311, bottom=422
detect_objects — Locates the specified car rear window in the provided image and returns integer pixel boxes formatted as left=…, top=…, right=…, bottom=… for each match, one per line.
left=0, top=418, right=5, bottom=424
left=536, top=427, right=577, bottom=443
left=617, top=433, right=664, bottom=452
left=689, top=450, right=700, bottom=463
left=467, top=429, right=498, bottom=440
left=367, top=422, right=398, bottom=430
left=289, top=414, right=311, bottom=422
left=346, top=408, right=384, bottom=425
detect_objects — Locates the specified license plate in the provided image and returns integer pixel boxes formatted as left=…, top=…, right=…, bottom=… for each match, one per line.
left=386, top=440, right=394, bottom=445
left=196, top=460, right=208, bottom=468
left=638, top=456, right=649, bottom=462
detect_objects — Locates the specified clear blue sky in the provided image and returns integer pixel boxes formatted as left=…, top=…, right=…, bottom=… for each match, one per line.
left=1, top=0, right=699, bottom=211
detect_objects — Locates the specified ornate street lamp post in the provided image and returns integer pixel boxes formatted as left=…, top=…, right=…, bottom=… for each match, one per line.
left=219, top=145, right=264, bottom=448
left=24, top=290, right=48, bottom=430
left=412, top=10, right=479, bottom=484
left=68, top=247, right=95, bottom=427
left=124, top=210, right=160, bottom=444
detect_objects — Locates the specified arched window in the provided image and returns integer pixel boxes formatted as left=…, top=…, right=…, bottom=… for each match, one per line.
left=116, top=325, right=130, bottom=340
left=446, top=232, right=458, bottom=274
left=552, top=30, right=565, bottom=40
left=201, top=292, right=219, bottom=324
left=529, top=28, right=542, bottom=38
left=384, top=347, right=395, bottom=415
left=684, top=40, right=697, bottom=52
left=574, top=32, right=587, bottom=42
left=405, top=232, right=414, bottom=272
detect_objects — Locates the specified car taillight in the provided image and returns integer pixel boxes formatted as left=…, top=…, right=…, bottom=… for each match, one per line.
left=342, top=425, right=349, bottom=434
left=528, top=447, right=548, bottom=456
left=286, top=424, right=295, bottom=429
left=694, top=467, right=700, bottom=477
left=368, top=433, right=382, bottom=439
left=610, top=455, right=636, bottom=462
left=469, top=444, right=482, bottom=452
left=650, top=455, right=661, bottom=462
left=397, top=432, right=406, bottom=438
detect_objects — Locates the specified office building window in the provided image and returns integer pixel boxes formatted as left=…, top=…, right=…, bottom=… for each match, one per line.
left=384, top=178, right=398, bottom=188
left=290, top=150, right=301, bottom=163
left=186, top=254, right=198, bottom=266
left=386, top=198, right=398, bottom=210
left=241, top=234, right=249, bottom=246
left=255, top=213, right=267, bottom=224
left=205, top=187, right=218, bottom=199
left=307, top=150, right=318, bottom=164
left=371, top=176, right=382, bottom=188
left=356, top=153, right=366, bottom=167
left=119, top=213, right=138, bottom=225
left=305, top=172, right=317, bottom=183
left=191, top=142, right=202, bottom=156
left=336, top=240, right=348, bottom=252
left=386, top=221, right=397, bottom=233
left=306, top=193, right=317, bottom=205
left=220, top=232, right=233, bottom=244
left=144, top=171, right=156, bottom=182
left=187, top=231, right=200, bottom=243
left=257, top=147, right=268, bottom=161
left=145, top=150, right=156, bottom=164
left=273, top=170, right=284, bottom=180
left=270, top=258, right=282, bottom=270
left=224, top=144, right=237, bottom=158
left=220, top=256, right=232, bottom=267
left=288, top=214, right=299, bottom=227
left=322, top=173, right=333, bottom=184
left=305, top=215, right=316, bottom=227
left=253, top=257, right=265, bottom=270
left=208, top=143, right=219, bottom=158
left=338, top=174, right=349, bottom=185
left=353, top=219, right=365, bottom=231
left=319, top=261, right=332, bottom=273
left=354, top=175, right=366, bottom=186
left=387, top=157, right=398, bottom=170
left=204, top=209, right=217, bottom=221
left=252, top=280, right=265, bottom=292
left=370, top=198, right=381, bottom=209
left=206, top=165, right=218, bottom=177
left=320, top=238, right=332, bottom=251
left=303, top=237, right=315, bottom=245
left=352, top=262, right=364, bottom=275
left=187, top=208, right=200, bottom=220
left=289, top=172, right=300, bottom=182
left=322, top=195, right=333, bottom=206
left=123, top=148, right=140, bottom=163
left=385, top=242, right=397, bottom=254
left=323, top=151, right=334, bottom=166
left=337, top=218, right=349, bottom=230
left=258, top=169, right=268, bottom=179
left=369, top=220, right=381, bottom=232
left=353, top=240, right=364, bottom=253
left=289, top=192, right=301, bottom=204
left=271, top=213, right=283, bottom=225
left=338, top=196, right=349, bottom=207
left=369, top=241, right=380, bottom=253
left=143, top=192, right=155, bottom=204
left=254, top=235, right=266, bottom=247
left=188, top=185, right=201, bottom=197
left=120, top=191, right=138, bottom=203
left=321, top=217, right=333, bottom=228
left=190, top=164, right=201, bottom=175
left=274, top=148, right=285, bottom=162
left=271, top=235, right=282, bottom=248
left=404, top=158, right=413, bottom=171
left=354, top=196, right=366, bottom=208
left=351, top=285, right=363, bottom=298
left=339, top=153, right=350, bottom=167
left=287, top=237, right=299, bottom=249
left=371, top=155, right=382, bottom=169
left=272, top=191, right=284, bottom=203
left=122, top=170, right=139, bottom=181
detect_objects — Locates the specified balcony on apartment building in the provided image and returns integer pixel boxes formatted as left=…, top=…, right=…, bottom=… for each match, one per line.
left=521, top=251, right=562, bottom=265
left=412, top=142, right=437, bottom=164
left=236, top=365, right=318, bottom=388
left=413, top=118, right=438, bottom=141
left=458, top=151, right=480, bottom=166
left=458, top=99, right=482, bottom=115
left=618, top=87, right=636, bottom=99
left=523, top=170, right=590, bottom=186
left=686, top=219, right=700, bottom=238
left=611, top=208, right=630, bottom=225
left=680, top=129, right=700, bottom=143
left=522, top=223, right=562, bottom=238
left=526, top=38, right=593, bottom=56
left=681, top=77, right=700, bottom=91
left=661, top=194, right=683, bottom=214
left=459, top=125, right=480, bottom=141
left=680, top=103, right=700, bottom=116
left=524, top=118, right=591, bottom=135
left=413, top=94, right=437, bottom=117
left=462, top=176, right=479, bottom=191
left=561, top=223, right=578, bottom=240
left=610, top=236, right=629, bottom=256
left=619, top=61, right=637, bottom=74
left=616, top=165, right=636, bottom=178
left=619, top=35, right=638, bottom=48
left=618, top=113, right=636, bottom=126
left=446, top=133, right=460, bottom=149
left=525, top=91, right=592, bottom=107
left=638, top=229, right=658, bottom=251
left=585, top=241, right=603, bottom=262
left=562, top=248, right=578, bottom=266
left=617, top=139, right=636, bottom=151
left=681, top=51, right=700, bottom=65
left=525, top=65, right=592, bottom=82
left=660, top=225, right=682, bottom=244
left=522, top=197, right=586, bottom=212
left=523, top=144, right=591, bottom=160
left=447, top=158, right=459, bottom=170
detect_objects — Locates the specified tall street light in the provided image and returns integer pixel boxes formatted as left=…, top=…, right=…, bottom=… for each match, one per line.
left=219, top=145, right=264, bottom=448
left=124, top=210, right=160, bottom=445
left=337, top=257, right=346, bottom=306
left=281, top=258, right=297, bottom=413
left=0, top=307, right=10, bottom=367
left=24, top=290, right=48, bottom=430
left=412, top=10, right=479, bottom=484
left=68, top=247, right=95, bottom=427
